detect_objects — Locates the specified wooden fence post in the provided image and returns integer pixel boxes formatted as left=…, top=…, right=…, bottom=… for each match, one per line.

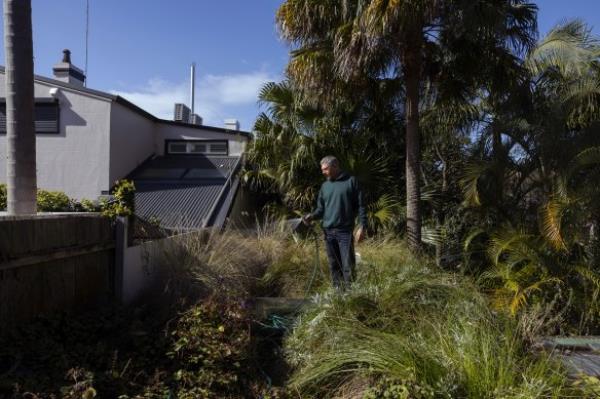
left=114, top=216, right=128, bottom=303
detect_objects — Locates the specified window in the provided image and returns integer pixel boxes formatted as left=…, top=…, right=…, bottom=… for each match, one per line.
left=0, top=98, right=59, bottom=134
left=209, top=142, right=227, bottom=154
left=166, top=140, right=228, bottom=155
left=168, top=142, right=188, bottom=154
left=190, top=143, right=207, bottom=153
left=34, top=102, right=60, bottom=133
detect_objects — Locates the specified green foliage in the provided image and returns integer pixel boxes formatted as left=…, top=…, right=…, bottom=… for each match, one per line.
left=453, top=20, right=600, bottom=331
left=78, top=198, right=101, bottom=212
left=2, top=229, right=599, bottom=397
left=244, top=80, right=404, bottom=233
left=167, top=299, right=254, bottom=398
left=260, top=234, right=330, bottom=297
left=284, top=241, right=579, bottom=398
left=363, top=377, right=437, bottom=399
left=101, top=179, right=136, bottom=218
left=36, top=189, right=72, bottom=212
left=61, top=368, right=97, bottom=399
left=0, top=183, right=6, bottom=210
left=0, top=183, right=101, bottom=213
left=462, top=141, right=600, bottom=324
left=275, top=0, right=538, bottom=249
left=0, top=298, right=276, bottom=398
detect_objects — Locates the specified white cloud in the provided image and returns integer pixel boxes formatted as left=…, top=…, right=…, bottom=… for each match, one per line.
left=110, top=70, right=280, bottom=127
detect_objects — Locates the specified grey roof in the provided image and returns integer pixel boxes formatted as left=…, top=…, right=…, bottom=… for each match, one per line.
left=131, top=155, right=241, bottom=230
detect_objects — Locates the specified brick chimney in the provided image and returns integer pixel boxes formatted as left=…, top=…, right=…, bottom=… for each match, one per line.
left=52, top=49, right=86, bottom=86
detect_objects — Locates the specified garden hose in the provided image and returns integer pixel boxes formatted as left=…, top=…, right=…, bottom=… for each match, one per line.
left=259, top=224, right=324, bottom=332
left=256, top=226, right=326, bottom=395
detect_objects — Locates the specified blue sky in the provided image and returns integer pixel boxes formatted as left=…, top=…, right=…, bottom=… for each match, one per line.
left=0, top=1, right=599, bottom=131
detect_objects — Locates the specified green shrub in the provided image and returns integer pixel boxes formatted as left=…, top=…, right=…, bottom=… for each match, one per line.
left=0, top=184, right=5, bottom=210
left=0, top=298, right=278, bottom=398
left=0, top=184, right=102, bottom=213
left=167, top=299, right=255, bottom=398
left=77, top=198, right=101, bottom=212
left=37, top=189, right=73, bottom=212
left=101, top=179, right=135, bottom=218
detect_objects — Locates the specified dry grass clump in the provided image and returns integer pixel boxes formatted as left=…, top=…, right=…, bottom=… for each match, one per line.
left=153, top=222, right=326, bottom=300
left=260, top=235, right=331, bottom=298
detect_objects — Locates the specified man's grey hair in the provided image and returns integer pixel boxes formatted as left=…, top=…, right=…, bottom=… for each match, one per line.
left=320, top=155, right=339, bottom=167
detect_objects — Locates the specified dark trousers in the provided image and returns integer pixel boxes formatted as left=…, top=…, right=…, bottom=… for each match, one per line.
left=323, top=228, right=355, bottom=289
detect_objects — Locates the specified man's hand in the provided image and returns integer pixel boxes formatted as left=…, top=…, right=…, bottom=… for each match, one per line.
left=354, top=226, right=365, bottom=243
left=302, top=213, right=313, bottom=225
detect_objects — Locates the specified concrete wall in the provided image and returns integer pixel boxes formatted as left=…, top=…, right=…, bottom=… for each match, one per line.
left=0, top=214, right=115, bottom=332
left=0, top=75, right=112, bottom=200
left=119, top=218, right=202, bottom=304
left=122, top=235, right=181, bottom=305
left=109, top=102, right=156, bottom=183
left=155, top=122, right=248, bottom=156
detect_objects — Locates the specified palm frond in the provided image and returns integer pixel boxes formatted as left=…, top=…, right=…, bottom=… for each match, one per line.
left=538, top=198, right=569, bottom=251
left=421, top=225, right=443, bottom=247
left=460, top=163, right=489, bottom=207
left=527, top=19, right=600, bottom=78
left=487, top=228, right=533, bottom=267
left=567, top=146, right=600, bottom=178
left=563, top=75, right=600, bottom=126
left=464, top=228, right=487, bottom=253
left=576, top=266, right=600, bottom=291
left=367, top=193, right=401, bottom=230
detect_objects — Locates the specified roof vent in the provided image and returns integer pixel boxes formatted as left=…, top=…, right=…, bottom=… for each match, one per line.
left=52, top=49, right=86, bottom=86
left=224, top=118, right=240, bottom=131
left=191, top=114, right=203, bottom=125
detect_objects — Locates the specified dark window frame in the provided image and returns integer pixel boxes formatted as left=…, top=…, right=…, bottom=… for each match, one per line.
left=164, top=139, right=229, bottom=156
left=0, top=97, right=60, bottom=135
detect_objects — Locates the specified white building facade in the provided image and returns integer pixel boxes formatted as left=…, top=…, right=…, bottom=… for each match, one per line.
left=0, top=51, right=251, bottom=201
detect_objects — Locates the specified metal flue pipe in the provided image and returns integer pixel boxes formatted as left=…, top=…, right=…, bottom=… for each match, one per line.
left=190, top=62, right=195, bottom=115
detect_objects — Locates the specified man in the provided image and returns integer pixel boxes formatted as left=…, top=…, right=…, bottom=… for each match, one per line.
left=303, top=156, right=367, bottom=289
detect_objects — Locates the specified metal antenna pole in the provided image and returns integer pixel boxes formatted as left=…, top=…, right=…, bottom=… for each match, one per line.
left=190, top=62, right=196, bottom=115
left=84, top=0, right=89, bottom=86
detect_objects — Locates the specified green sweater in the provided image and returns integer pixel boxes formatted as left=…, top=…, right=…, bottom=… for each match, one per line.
left=311, top=172, right=367, bottom=230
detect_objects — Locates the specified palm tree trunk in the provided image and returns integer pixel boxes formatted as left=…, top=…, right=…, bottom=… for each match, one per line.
left=4, top=0, right=36, bottom=214
left=434, top=143, right=447, bottom=266
left=404, top=39, right=422, bottom=251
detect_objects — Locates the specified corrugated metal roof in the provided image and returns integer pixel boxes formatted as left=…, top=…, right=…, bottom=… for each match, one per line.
left=132, top=155, right=241, bottom=230
left=130, top=156, right=240, bottom=180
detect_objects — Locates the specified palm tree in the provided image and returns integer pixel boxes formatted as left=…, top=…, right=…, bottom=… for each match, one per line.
left=244, top=80, right=319, bottom=210
left=277, top=0, right=537, bottom=251
left=462, top=21, right=600, bottom=220
left=462, top=21, right=600, bottom=322
left=245, top=79, right=402, bottom=230
left=3, top=0, right=36, bottom=214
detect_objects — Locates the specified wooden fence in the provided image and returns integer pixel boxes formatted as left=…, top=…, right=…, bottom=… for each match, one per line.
left=0, top=214, right=115, bottom=332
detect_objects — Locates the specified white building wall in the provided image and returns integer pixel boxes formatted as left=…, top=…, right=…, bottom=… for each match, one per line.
left=155, top=123, right=248, bottom=156
left=0, top=75, right=112, bottom=200
left=109, top=102, right=156, bottom=184
left=0, top=70, right=250, bottom=203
